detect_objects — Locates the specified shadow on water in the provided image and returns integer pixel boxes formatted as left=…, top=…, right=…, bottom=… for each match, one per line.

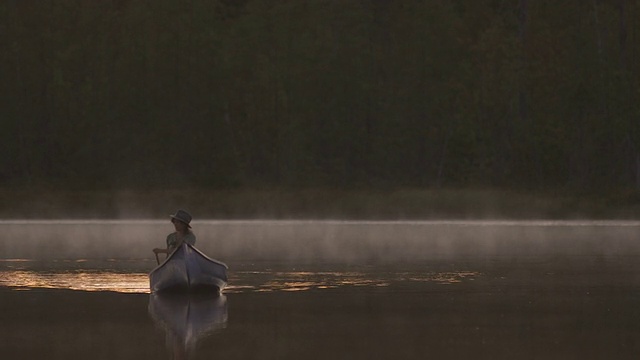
left=148, top=293, right=228, bottom=359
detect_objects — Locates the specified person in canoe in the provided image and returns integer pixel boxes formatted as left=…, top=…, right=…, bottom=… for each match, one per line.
left=153, top=209, right=196, bottom=261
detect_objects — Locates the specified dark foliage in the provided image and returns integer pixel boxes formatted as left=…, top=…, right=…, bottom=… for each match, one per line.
left=1, top=0, right=639, bottom=192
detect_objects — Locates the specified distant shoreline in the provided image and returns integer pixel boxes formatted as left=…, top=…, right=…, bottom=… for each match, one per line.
left=0, top=187, right=638, bottom=220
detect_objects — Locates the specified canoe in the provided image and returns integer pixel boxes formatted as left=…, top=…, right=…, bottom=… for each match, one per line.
left=149, top=243, right=228, bottom=293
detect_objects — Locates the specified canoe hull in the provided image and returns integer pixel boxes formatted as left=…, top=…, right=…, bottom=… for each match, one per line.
left=149, top=243, right=228, bottom=293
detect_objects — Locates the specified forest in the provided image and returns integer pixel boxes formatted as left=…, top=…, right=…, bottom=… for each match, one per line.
left=1, top=0, right=639, bottom=194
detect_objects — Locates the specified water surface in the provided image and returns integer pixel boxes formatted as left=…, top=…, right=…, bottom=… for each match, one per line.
left=2, top=220, right=640, bottom=359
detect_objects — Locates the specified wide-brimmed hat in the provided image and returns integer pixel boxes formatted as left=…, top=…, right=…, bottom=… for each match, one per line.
left=170, top=209, right=192, bottom=228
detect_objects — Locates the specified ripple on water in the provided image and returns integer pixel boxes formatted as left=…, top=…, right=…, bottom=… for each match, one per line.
left=0, top=263, right=481, bottom=294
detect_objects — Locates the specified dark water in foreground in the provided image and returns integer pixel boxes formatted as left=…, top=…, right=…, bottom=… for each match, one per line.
left=2, top=220, right=640, bottom=359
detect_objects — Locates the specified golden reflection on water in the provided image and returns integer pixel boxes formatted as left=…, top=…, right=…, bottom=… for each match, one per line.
left=224, top=270, right=481, bottom=293
left=403, top=271, right=479, bottom=284
left=0, top=260, right=480, bottom=294
left=0, top=270, right=150, bottom=293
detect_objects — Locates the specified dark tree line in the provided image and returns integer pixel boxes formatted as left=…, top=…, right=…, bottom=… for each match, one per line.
left=1, top=0, right=639, bottom=192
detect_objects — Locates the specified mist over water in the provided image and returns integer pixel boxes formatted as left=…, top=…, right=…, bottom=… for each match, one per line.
left=4, top=220, right=640, bottom=359
left=3, top=220, right=640, bottom=263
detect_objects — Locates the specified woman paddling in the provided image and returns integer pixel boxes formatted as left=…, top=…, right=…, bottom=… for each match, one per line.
left=153, top=209, right=196, bottom=261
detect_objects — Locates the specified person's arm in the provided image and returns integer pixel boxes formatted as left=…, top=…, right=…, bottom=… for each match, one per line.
left=153, top=233, right=175, bottom=255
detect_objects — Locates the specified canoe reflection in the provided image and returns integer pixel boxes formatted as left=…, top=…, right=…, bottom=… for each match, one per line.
left=148, top=293, right=228, bottom=358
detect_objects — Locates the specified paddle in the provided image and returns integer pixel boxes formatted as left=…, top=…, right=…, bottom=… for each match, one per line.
left=153, top=248, right=167, bottom=265
left=153, top=247, right=173, bottom=265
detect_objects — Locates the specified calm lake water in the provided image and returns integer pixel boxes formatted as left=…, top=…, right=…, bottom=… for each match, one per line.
left=2, top=220, right=640, bottom=359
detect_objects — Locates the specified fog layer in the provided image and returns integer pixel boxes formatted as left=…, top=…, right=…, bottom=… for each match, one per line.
left=2, top=220, right=640, bottom=263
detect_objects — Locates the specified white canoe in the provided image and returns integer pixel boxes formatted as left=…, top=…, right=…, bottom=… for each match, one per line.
left=149, top=243, right=228, bottom=293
